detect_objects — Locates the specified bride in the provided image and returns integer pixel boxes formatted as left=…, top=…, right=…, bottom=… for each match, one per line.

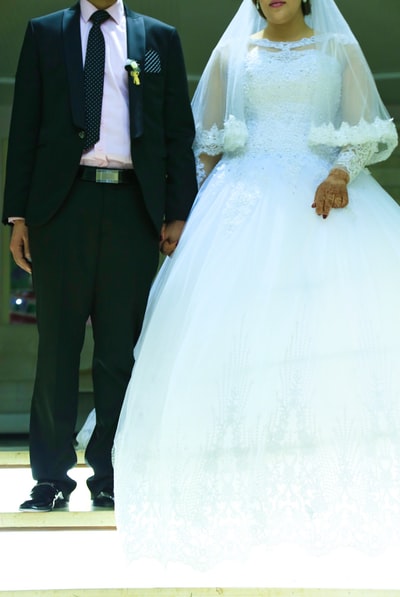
left=113, top=0, right=400, bottom=574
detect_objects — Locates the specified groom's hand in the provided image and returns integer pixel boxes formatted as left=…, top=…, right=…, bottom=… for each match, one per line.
left=10, top=220, right=32, bottom=274
left=160, top=220, right=186, bottom=256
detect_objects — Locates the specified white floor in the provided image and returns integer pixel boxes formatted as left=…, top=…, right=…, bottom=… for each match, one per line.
left=1, top=467, right=400, bottom=591
left=2, top=530, right=400, bottom=591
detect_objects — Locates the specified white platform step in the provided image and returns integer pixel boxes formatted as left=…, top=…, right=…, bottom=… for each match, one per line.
left=0, top=460, right=114, bottom=529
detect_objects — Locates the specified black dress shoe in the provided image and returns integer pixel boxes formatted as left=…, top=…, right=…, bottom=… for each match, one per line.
left=19, top=482, right=69, bottom=512
left=92, top=491, right=114, bottom=509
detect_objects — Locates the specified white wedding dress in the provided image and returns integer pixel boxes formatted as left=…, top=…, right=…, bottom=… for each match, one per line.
left=114, top=37, right=400, bottom=574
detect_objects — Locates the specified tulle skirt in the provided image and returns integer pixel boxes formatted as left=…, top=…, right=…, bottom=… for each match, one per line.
left=114, top=149, right=400, bottom=572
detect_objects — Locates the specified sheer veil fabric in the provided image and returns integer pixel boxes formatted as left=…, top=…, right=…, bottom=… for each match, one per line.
left=113, top=0, right=400, bottom=575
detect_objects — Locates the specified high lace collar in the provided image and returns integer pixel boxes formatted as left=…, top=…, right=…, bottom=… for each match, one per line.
left=249, top=35, right=316, bottom=50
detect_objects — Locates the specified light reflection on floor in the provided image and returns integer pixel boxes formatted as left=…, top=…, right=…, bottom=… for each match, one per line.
left=1, top=466, right=400, bottom=591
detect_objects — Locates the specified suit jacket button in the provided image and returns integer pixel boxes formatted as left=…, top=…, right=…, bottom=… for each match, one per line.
left=78, top=130, right=85, bottom=139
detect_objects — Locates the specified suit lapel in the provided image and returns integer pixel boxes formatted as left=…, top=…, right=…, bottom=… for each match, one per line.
left=63, top=4, right=85, bottom=131
left=125, top=9, right=145, bottom=139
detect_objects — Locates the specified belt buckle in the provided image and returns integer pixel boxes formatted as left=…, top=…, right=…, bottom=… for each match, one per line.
left=95, top=169, right=119, bottom=184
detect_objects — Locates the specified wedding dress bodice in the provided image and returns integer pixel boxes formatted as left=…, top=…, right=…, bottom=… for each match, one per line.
left=195, top=37, right=377, bottom=182
left=244, top=37, right=339, bottom=160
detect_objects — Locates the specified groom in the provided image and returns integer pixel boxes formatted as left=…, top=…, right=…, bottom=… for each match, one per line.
left=2, top=0, right=197, bottom=510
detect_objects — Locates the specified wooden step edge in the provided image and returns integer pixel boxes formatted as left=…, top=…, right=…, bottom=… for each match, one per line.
left=0, top=509, right=115, bottom=530
left=0, top=589, right=400, bottom=597
left=0, top=450, right=86, bottom=467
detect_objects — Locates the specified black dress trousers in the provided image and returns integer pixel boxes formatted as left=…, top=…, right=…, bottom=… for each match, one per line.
left=28, top=173, right=160, bottom=496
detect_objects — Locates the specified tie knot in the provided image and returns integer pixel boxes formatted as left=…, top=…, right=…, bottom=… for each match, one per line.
left=90, top=10, right=110, bottom=26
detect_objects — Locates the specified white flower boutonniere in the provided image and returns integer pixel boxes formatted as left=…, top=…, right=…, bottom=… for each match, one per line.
left=125, top=59, right=141, bottom=85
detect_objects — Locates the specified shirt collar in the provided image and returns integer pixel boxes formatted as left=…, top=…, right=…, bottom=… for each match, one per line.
left=80, top=0, right=124, bottom=25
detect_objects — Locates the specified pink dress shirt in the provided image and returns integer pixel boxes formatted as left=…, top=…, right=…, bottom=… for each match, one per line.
left=79, top=0, right=133, bottom=169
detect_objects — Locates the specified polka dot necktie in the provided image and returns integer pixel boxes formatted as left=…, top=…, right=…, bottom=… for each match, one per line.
left=83, top=10, right=110, bottom=151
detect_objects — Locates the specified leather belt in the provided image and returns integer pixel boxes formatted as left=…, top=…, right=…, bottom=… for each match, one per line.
left=78, top=166, right=136, bottom=184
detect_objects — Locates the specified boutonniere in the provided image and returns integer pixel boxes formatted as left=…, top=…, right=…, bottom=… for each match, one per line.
left=124, top=59, right=141, bottom=85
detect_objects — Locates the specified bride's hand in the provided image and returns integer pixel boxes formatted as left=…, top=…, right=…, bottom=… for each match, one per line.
left=312, top=168, right=349, bottom=219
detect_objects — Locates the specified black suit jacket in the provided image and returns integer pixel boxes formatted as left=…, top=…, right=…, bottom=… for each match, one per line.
left=2, top=3, right=197, bottom=231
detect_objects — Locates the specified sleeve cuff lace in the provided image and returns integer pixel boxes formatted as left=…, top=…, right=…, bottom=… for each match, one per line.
left=333, top=143, right=375, bottom=182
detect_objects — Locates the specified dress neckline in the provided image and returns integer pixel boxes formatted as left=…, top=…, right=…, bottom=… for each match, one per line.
left=249, top=36, right=316, bottom=50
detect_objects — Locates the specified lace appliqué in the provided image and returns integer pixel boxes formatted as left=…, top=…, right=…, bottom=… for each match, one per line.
left=309, top=117, right=398, bottom=165
left=333, top=144, right=375, bottom=182
left=222, top=184, right=258, bottom=233
left=194, top=115, right=249, bottom=160
left=116, top=374, right=400, bottom=569
left=194, top=124, right=224, bottom=157
left=195, top=155, right=206, bottom=187
left=211, top=163, right=260, bottom=233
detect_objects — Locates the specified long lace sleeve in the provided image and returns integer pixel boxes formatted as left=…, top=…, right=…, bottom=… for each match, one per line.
left=192, top=47, right=226, bottom=155
left=195, top=152, right=221, bottom=187
left=333, top=142, right=376, bottom=182
left=192, top=49, right=226, bottom=186
left=194, top=126, right=224, bottom=186
left=332, top=44, right=397, bottom=181
left=309, top=35, right=398, bottom=171
left=192, top=43, right=250, bottom=187
left=195, top=124, right=224, bottom=159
